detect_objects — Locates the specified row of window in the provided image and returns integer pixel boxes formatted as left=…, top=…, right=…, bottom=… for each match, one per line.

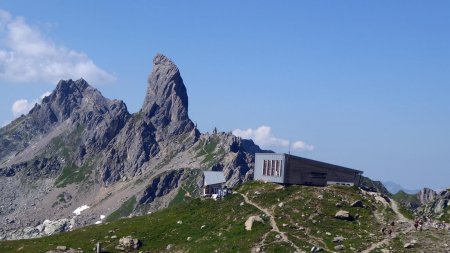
left=262, top=159, right=282, bottom=177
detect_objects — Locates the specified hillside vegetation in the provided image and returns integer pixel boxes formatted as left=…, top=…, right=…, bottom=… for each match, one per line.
left=0, top=181, right=403, bottom=253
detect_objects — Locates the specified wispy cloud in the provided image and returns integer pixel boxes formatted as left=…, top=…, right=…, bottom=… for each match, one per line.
left=0, top=9, right=115, bottom=84
left=291, top=140, right=314, bottom=151
left=11, top=91, right=51, bottom=118
left=11, top=99, right=35, bottom=117
left=232, top=125, right=314, bottom=152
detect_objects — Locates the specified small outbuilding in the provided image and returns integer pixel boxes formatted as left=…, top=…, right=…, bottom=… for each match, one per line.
left=254, top=153, right=363, bottom=186
left=202, top=171, right=226, bottom=197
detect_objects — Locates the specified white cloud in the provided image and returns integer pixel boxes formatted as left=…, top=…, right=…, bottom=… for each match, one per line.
left=291, top=140, right=314, bottom=151
left=0, top=9, right=115, bottom=84
left=40, top=91, right=51, bottom=99
left=232, top=125, right=314, bottom=152
left=11, top=91, right=53, bottom=118
left=11, top=99, right=35, bottom=117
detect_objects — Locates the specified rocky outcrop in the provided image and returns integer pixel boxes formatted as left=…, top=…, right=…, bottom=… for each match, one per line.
left=138, top=169, right=187, bottom=205
left=99, top=116, right=160, bottom=185
left=418, top=189, right=450, bottom=217
left=142, top=54, right=196, bottom=136
left=118, top=236, right=141, bottom=250
left=360, top=176, right=390, bottom=195
left=5, top=218, right=73, bottom=240
left=0, top=53, right=266, bottom=240
left=335, top=210, right=354, bottom=221
left=417, top=188, right=437, bottom=205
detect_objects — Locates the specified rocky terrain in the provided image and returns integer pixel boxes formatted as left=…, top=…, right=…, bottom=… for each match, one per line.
left=392, top=187, right=450, bottom=223
left=0, top=54, right=265, bottom=240
left=1, top=181, right=449, bottom=253
left=416, top=188, right=450, bottom=221
left=2, top=53, right=448, bottom=252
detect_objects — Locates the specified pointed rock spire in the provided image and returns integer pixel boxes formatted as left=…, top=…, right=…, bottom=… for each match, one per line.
left=141, top=54, right=194, bottom=135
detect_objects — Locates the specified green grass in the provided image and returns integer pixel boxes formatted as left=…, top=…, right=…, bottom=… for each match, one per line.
left=398, top=204, right=415, bottom=220
left=392, top=191, right=420, bottom=207
left=169, top=188, right=187, bottom=207
left=195, top=137, right=225, bottom=165
left=237, top=182, right=385, bottom=252
left=0, top=182, right=397, bottom=253
left=106, top=196, right=137, bottom=222
left=169, top=170, right=202, bottom=207
left=0, top=194, right=268, bottom=253
left=54, top=163, right=91, bottom=188
left=438, top=206, right=450, bottom=222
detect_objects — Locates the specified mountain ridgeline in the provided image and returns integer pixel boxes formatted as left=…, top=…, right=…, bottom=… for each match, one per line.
left=0, top=54, right=264, bottom=240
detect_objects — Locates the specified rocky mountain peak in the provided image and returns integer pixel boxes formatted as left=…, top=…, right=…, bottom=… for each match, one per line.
left=141, top=54, right=194, bottom=135
left=152, top=53, right=179, bottom=70
left=33, top=78, right=107, bottom=123
left=55, top=78, right=89, bottom=93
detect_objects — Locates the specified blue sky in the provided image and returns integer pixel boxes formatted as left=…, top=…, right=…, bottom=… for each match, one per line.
left=1, top=1, right=449, bottom=190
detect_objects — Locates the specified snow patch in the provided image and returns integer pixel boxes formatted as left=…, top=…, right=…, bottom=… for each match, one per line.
left=73, top=205, right=90, bottom=215
left=95, top=221, right=102, bottom=225
left=100, top=215, right=105, bottom=220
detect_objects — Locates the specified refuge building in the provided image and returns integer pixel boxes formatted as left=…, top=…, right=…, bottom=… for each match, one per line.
left=254, top=153, right=363, bottom=186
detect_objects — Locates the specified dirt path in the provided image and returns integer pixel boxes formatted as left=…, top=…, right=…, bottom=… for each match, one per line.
left=361, top=199, right=413, bottom=253
left=240, top=193, right=305, bottom=253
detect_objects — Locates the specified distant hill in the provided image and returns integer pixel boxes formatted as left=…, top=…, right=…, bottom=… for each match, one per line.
left=382, top=181, right=419, bottom=195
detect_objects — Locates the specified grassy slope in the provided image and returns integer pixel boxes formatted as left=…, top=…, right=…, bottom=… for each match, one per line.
left=0, top=194, right=268, bottom=253
left=391, top=191, right=418, bottom=220
left=0, top=182, right=389, bottom=253
left=238, top=182, right=386, bottom=252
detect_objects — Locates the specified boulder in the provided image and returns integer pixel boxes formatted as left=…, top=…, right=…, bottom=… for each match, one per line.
left=56, top=246, right=67, bottom=251
left=332, top=236, right=345, bottom=243
left=404, top=243, right=414, bottom=249
left=245, top=215, right=263, bottom=231
left=42, top=219, right=70, bottom=235
left=335, top=210, right=354, bottom=221
left=351, top=200, right=364, bottom=208
left=334, top=245, right=345, bottom=251
left=310, top=246, right=323, bottom=252
left=118, top=236, right=141, bottom=250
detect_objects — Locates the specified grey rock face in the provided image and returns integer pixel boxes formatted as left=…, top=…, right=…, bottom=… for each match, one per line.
left=417, top=188, right=437, bottom=205
left=138, top=169, right=186, bottom=205
left=99, top=117, right=159, bottom=186
left=0, top=54, right=266, bottom=240
left=6, top=218, right=72, bottom=240
left=429, top=190, right=449, bottom=214
left=142, top=54, right=195, bottom=136
left=416, top=189, right=450, bottom=218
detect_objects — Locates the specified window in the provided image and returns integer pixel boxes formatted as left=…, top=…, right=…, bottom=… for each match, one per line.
left=262, top=159, right=282, bottom=177
left=263, top=160, right=267, bottom=176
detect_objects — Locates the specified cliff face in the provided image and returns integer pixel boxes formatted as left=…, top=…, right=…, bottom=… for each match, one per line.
left=142, top=54, right=195, bottom=136
left=416, top=189, right=450, bottom=220
left=417, top=188, right=437, bottom=205
left=0, top=54, right=262, bottom=240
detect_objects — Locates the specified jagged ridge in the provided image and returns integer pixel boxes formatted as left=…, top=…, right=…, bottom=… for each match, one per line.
left=0, top=54, right=262, bottom=240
